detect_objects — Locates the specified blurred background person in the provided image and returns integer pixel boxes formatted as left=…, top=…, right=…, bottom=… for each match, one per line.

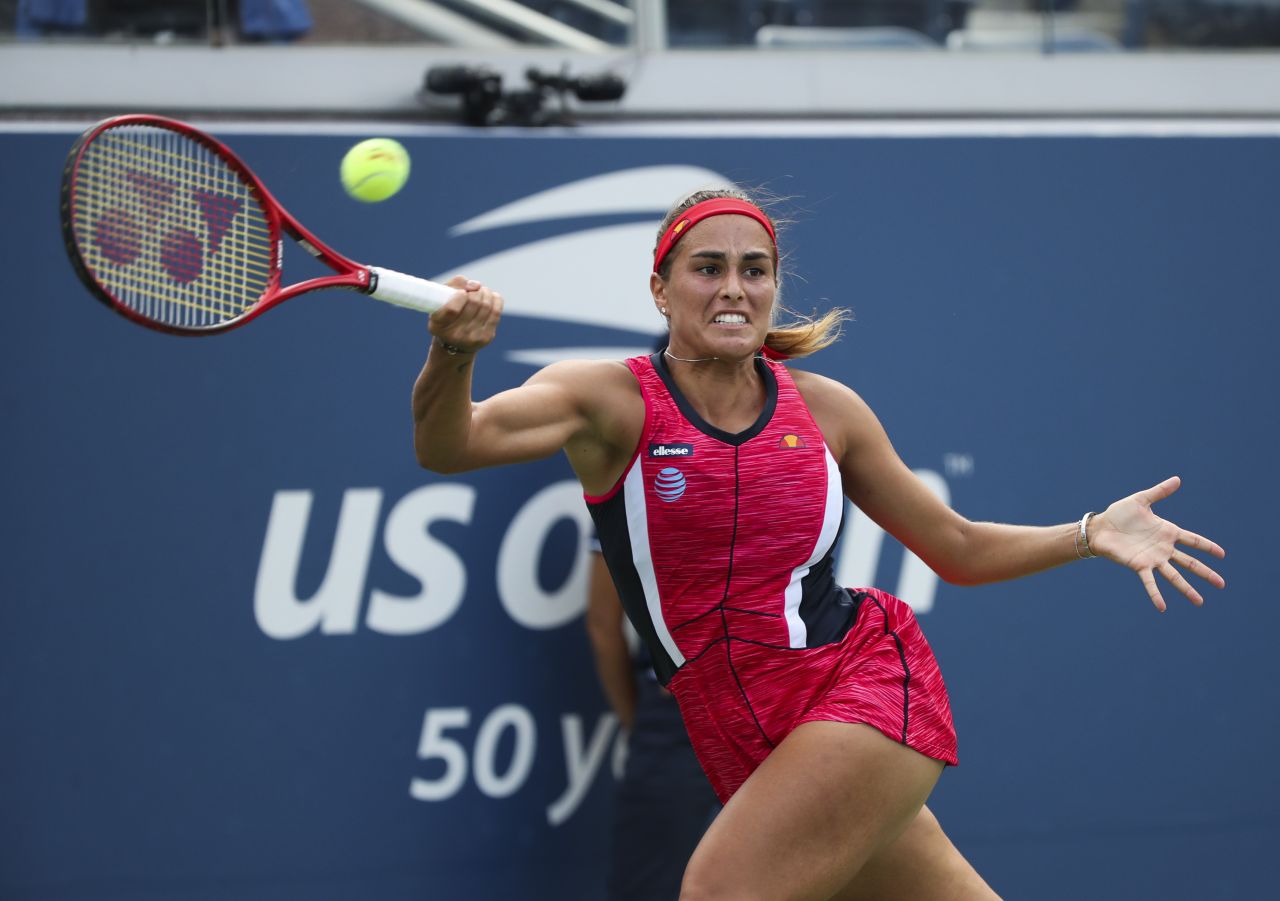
left=586, top=538, right=721, bottom=901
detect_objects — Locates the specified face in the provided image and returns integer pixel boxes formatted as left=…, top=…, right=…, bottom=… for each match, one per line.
left=651, top=214, right=778, bottom=362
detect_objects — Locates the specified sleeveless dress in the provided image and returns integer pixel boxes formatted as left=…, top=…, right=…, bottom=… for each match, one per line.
left=586, top=352, right=957, bottom=802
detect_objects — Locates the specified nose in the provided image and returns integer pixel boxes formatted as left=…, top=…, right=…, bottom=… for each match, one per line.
left=721, top=269, right=745, bottom=300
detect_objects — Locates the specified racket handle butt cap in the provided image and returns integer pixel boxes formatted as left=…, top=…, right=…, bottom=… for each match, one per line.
left=367, top=267, right=454, bottom=312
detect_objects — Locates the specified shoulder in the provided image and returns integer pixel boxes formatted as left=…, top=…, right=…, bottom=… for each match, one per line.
left=788, top=367, right=882, bottom=455
left=526, top=358, right=638, bottom=395
left=526, top=357, right=644, bottom=441
left=789, top=367, right=870, bottom=415
left=535, top=359, right=645, bottom=488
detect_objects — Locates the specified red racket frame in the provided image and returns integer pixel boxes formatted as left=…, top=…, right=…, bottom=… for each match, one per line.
left=61, top=114, right=418, bottom=336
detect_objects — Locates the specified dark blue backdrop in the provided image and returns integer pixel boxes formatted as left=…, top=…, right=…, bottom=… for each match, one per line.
left=2, top=124, right=1275, bottom=899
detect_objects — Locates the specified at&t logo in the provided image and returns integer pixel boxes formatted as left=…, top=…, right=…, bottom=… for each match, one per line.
left=653, top=467, right=687, bottom=502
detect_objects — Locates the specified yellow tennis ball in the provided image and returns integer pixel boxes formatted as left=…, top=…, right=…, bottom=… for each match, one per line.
left=340, top=138, right=410, bottom=203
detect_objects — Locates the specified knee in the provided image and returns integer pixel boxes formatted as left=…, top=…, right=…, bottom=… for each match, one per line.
left=913, top=803, right=943, bottom=835
left=679, top=859, right=762, bottom=901
left=677, top=860, right=714, bottom=901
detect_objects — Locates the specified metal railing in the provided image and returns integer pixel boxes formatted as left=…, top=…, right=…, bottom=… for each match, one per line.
left=6, top=0, right=1280, bottom=51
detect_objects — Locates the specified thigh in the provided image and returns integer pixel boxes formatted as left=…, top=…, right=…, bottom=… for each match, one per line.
left=679, top=721, right=943, bottom=901
left=835, top=805, right=1000, bottom=901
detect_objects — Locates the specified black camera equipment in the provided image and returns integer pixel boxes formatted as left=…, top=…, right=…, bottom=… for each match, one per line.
left=422, top=65, right=626, bottom=126
left=422, top=65, right=505, bottom=126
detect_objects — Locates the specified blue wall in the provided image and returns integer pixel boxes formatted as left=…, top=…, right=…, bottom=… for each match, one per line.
left=2, top=124, right=1276, bottom=899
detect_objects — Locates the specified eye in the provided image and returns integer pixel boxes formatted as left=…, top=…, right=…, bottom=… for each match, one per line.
left=697, top=264, right=720, bottom=275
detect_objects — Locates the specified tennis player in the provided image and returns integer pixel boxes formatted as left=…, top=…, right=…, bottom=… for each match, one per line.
left=412, top=189, right=1225, bottom=900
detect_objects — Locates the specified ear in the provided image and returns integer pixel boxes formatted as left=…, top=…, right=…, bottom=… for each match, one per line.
left=650, top=272, right=668, bottom=316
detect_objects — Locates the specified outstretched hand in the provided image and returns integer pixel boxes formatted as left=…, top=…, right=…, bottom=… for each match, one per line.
left=428, top=276, right=503, bottom=355
left=1089, top=476, right=1226, bottom=613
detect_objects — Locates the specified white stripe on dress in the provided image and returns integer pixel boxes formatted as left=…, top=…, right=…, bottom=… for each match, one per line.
left=782, top=445, right=845, bottom=648
left=624, top=462, right=686, bottom=668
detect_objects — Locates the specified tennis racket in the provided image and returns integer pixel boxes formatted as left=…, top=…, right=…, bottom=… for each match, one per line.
left=60, top=114, right=455, bottom=336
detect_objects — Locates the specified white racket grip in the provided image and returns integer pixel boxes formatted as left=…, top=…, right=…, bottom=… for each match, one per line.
left=367, top=267, right=456, bottom=312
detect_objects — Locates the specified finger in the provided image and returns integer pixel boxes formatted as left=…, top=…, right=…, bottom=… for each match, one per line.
left=444, top=275, right=480, bottom=308
left=428, top=303, right=460, bottom=331
left=1158, top=561, right=1204, bottom=607
left=483, top=291, right=505, bottom=331
left=429, top=289, right=484, bottom=338
left=1138, top=569, right=1167, bottom=613
left=440, top=287, right=498, bottom=348
left=430, top=285, right=473, bottom=321
left=461, top=287, right=498, bottom=328
left=1177, top=528, right=1226, bottom=560
left=1139, top=475, right=1181, bottom=507
left=1172, top=552, right=1226, bottom=589
left=451, top=286, right=491, bottom=325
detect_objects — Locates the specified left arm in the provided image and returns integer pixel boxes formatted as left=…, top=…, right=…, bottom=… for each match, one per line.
left=797, top=372, right=1225, bottom=610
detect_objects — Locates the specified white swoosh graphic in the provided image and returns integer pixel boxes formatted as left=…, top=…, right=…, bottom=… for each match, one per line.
left=449, top=165, right=734, bottom=236
left=505, top=345, right=658, bottom=367
left=433, top=221, right=665, bottom=332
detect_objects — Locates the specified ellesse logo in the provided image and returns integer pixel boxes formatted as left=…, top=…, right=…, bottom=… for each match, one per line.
left=649, top=443, right=693, bottom=458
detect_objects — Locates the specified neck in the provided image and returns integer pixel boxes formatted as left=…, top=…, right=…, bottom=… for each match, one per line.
left=661, top=351, right=768, bottom=433
left=663, top=348, right=717, bottom=363
left=660, top=346, right=760, bottom=390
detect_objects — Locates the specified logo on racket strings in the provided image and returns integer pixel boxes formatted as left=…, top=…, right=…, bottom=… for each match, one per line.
left=90, top=161, right=245, bottom=285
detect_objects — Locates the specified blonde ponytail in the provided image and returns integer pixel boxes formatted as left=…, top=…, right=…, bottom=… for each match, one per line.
left=763, top=307, right=850, bottom=360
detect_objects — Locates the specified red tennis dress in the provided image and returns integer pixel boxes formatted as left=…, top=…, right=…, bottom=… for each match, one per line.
left=586, top=353, right=957, bottom=803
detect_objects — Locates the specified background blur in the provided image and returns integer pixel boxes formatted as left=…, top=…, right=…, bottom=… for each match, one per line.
left=3, top=2, right=1278, bottom=899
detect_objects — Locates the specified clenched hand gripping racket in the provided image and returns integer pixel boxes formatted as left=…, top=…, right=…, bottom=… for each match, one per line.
left=61, top=114, right=454, bottom=336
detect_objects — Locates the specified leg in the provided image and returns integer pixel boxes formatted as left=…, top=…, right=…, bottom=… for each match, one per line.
left=836, top=805, right=1000, bottom=901
left=679, top=721, right=943, bottom=901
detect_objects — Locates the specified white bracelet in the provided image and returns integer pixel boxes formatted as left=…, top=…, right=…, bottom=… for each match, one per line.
left=1075, top=512, right=1097, bottom=559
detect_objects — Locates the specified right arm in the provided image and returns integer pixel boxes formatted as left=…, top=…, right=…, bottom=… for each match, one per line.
left=413, top=348, right=594, bottom=474
left=412, top=277, right=635, bottom=482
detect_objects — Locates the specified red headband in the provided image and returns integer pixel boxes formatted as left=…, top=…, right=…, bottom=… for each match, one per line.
left=652, top=198, right=776, bottom=274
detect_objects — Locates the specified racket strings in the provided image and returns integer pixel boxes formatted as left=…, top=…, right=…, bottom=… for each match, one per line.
left=70, top=125, right=274, bottom=328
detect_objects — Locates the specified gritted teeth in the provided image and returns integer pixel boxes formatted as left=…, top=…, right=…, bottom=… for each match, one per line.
left=714, top=313, right=747, bottom=324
